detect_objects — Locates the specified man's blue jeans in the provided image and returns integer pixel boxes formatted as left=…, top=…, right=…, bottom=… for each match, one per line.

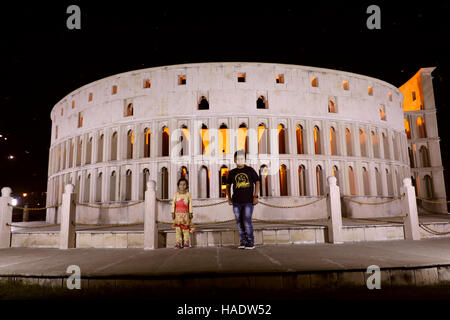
left=232, top=203, right=255, bottom=246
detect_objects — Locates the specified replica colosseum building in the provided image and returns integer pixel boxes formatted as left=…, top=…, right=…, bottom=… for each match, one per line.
left=45, top=62, right=447, bottom=225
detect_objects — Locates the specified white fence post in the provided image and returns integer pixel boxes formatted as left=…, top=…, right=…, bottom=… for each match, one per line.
left=60, top=184, right=77, bottom=249
left=144, top=180, right=158, bottom=250
left=326, top=176, right=343, bottom=244
left=401, top=178, right=421, bottom=240
left=0, top=187, right=13, bottom=248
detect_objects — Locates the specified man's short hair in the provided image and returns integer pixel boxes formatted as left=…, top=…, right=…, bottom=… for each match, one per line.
left=234, top=149, right=246, bottom=160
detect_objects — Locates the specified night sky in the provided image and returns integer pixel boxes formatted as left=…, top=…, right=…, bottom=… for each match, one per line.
left=0, top=1, right=449, bottom=204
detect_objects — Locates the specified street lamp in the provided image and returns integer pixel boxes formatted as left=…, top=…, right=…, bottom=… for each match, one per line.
left=11, top=198, right=17, bottom=206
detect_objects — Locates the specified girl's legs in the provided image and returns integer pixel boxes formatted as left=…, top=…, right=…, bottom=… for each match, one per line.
left=175, top=227, right=183, bottom=248
left=182, top=228, right=191, bottom=247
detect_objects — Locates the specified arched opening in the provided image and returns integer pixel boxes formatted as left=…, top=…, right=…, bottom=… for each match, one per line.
left=260, top=165, right=269, bottom=196
left=386, top=169, right=394, bottom=196
left=258, top=123, right=268, bottom=154
left=279, top=164, right=288, bottom=196
left=296, top=125, right=304, bottom=154
left=162, top=126, right=169, bottom=157
left=332, top=165, right=340, bottom=189
left=84, top=173, right=91, bottom=203
left=76, top=140, right=82, bottom=166
left=86, top=137, right=92, bottom=164
left=219, top=166, right=229, bottom=198
left=125, top=170, right=132, bottom=201
left=238, top=123, right=248, bottom=154
left=328, top=99, right=336, bottom=113
left=127, top=130, right=134, bottom=159
left=330, top=126, right=337, bottom=155
left=256, top=95, right=267, bottom=109
left=142, top=168, right=150, bottom=200
left=98, top=134, right=104, bottom=163
left=362, top=167, right=370, bottom=195
left=383, top=133, right=389, bottom=159
left=144, top=128, right=151, bottom=158
left=110, top=171, right=116, bottom=202
left=180, top=125, right=189, bottom=156
left=278, top=124, right=287, bottom=154
left=198, top=166, right=210, bottom=198
left=96, top=172, right=102, bottom=202
left=359, top=129, right=367, bottom=157
left=160, top=167, right=168, bottom=199
left=111, top=132, right=118, bottom=161
left=316, top=165, right=324, bottom=196
left=218, top=123, right=229, bottom=154
left=375, top=168, right=382, bottom=196
left=371, top=131, right=379, bottom=158
left=345, top=128, right=353, bottom=156
left=179, top=166, right=189, bottom=181
left=408, top=147, right=415, bottom=168
left=416, top=117, right=427, bottom=138
left=200, top=124, right=210, bottom=155
left=404, top=118, right=411, bottom=139
left=314, top=126, right=321, bottom=155
left=423, top=175, right=433, bottom=199
left=69, top=141, right=74, bottom=168
left=125, top=103, right=133, bottom=117
left=348, top=166, right=357, bottom=195
left=298, top=165, right=307, bottom=196
left=198, top=96, right=209, bottom=110
left=420, top=146, right=430, bottom=167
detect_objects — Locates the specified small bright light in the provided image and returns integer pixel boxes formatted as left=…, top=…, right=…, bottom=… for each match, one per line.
left=22, top=193, right=28, bottom=197
left=0, top=134, right=2, bottom=138
left=11, top=198, right=17, bottom=206
left=8, top=155, right=14, bottom=160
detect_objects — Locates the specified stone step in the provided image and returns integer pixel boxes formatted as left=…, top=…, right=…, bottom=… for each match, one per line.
left=9, top=222, right=450, bottom=248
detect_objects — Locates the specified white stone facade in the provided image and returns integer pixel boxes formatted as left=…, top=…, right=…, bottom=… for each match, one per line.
left=46, top=62, right=410, bottom=223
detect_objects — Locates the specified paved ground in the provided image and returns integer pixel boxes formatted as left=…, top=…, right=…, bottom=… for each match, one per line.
left=1, top=238, right=450, bottom=277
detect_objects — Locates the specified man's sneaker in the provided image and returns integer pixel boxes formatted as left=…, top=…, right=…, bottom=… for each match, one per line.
left=245, top=244, right=255, bottom=250
left=238, top=242, right=247, bottom=249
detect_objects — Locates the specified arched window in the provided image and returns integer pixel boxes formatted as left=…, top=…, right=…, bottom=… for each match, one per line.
left=278, top=124, right=287, bottom=154
left=110, top=171, right=116, bottom=202
left=359, top=129, right=367, bottom=157
left=314, top=126, right=321, bottom=155
left=375, top=168, right=382, bottom=196
left=125, top=169, right=132, bottom=201
left=198, top=166, right=210, bottom=198
left=180, top=125, right=189, bottom=156
left=219, top=166, right=229, bottom=198
left=238, top=123, right=248, bottom=154
left=345, top=128, right=353, bottom=156
left=383, top=133, right=389, bottom=159
left=362, top=167, right=370, bottom=196
left=330, top=126, right=337, bottom=155
left=98, top=134, right=104, bottom=163
left=316, top=165, right=324, bottom=196
left=386, top=169, right=394, bottom=196
left=96, top=172, right=102, bottom=202
left=218, top=123, right=229, bottom=154
left=142, top=168, right=150, bottom=200
left=77, top=139, right=82, bottom=166
left=69, top=141, right=74, bottom=168
left=348, top=166, right=356, bottom=195
left=86, top=137, right=92, bottom=164
left=258, top=123, right=268, bottom=154
left=162, top=126, right=169, bottom=157
left=160, top=167, right=169, bottom=199
left=408, top=147, right=415, bottom=168
left=260, top=165, right=269, bottom=196
left=371, top=131, right=379, bottom=158
left=279, top=164, right=288, bottom=196
left=256, top=95, right=267, bottom=109
left=416, top=117, right=427, bottom=138
left=84, top=173, right=91, bottom=203
left=179, top=166, right=189, bottom=181
left=125, top=103, right=133, bottom=117
left=420, top=146, right=430, bottom=167
left=144, top=128, right=151, bottom=158
left=296, top=125, right=304, bottom=154
left=298, top=165, right=307, bottom=196
left=332, top=165, right=340, bottom=189
left=404, top=118, right=411, bottom=139
left=328, top=99, right=336, bottom=113
left=200, top=124, right=209, bottom=155
left=127, top=130, right=134, bottom=159
left=198, top=96, right=209, bottom=110
left=423, top=175, right=433, bottom=199
left=111, top=132, right=118, bottom=161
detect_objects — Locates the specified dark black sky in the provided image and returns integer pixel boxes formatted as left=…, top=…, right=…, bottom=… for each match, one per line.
left=0, top=1, right=449, bottom=201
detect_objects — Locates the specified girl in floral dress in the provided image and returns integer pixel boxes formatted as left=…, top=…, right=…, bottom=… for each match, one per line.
left=171, top=178, right=195, bottom=248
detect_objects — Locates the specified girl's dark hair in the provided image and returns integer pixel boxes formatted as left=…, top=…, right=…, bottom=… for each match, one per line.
left=177, top=178, right=189, bottom=189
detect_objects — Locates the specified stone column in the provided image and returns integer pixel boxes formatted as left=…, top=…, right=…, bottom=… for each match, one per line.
left=400, top=178, right=420, bottom=240
left=0, top=187, right=13, bottom=248
left=60, top=184, right=76, bottom=249
left=326, top=177, right=343, bottom=244
left=144, top=180, right=158, bottom=250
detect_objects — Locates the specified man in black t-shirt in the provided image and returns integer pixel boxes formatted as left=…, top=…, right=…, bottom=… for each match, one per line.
left=226, top=150, right=260, bottom=249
